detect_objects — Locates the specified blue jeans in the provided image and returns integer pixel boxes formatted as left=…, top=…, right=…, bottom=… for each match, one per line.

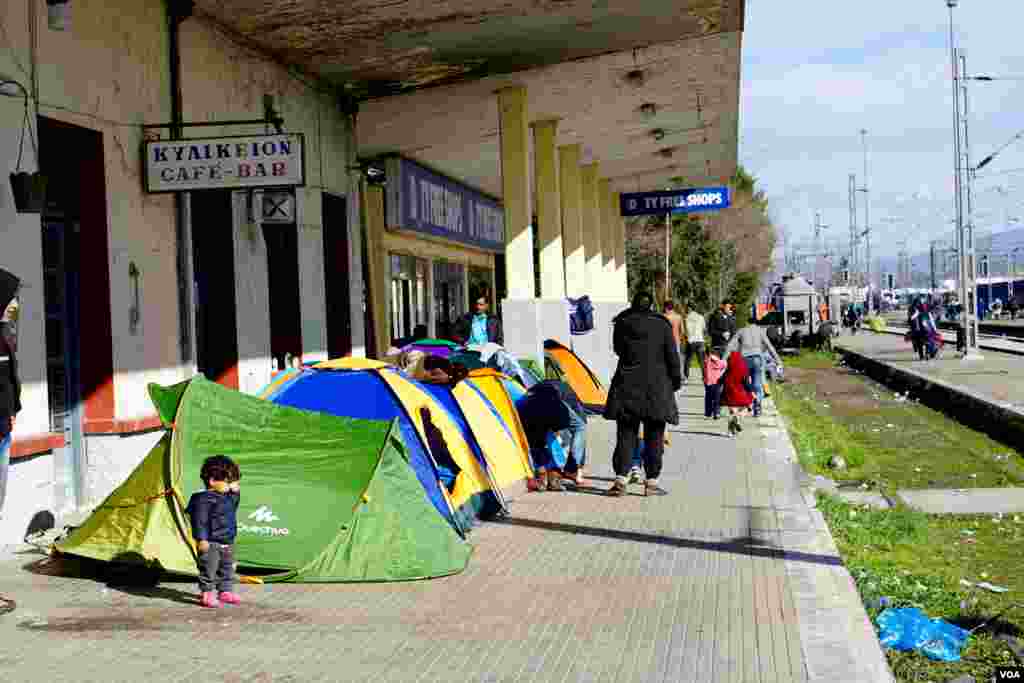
left=560, top=408, right=587, bottom=474
left=0, top=432, right=10, bottom=514
left=745, top=353, right=765, bottom=406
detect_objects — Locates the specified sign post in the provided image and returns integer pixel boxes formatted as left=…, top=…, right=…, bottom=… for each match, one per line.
left=619, top=187, right=732, bottom=305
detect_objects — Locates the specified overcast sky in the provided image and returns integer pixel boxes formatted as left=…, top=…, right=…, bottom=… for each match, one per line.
left=739, top=0, right=1024, bottom=263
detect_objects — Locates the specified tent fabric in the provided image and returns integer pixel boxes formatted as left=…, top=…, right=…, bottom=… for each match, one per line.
left=401, top=340, right=459, bottom=359
left=423, top=379, right=533, bottom=493
left=266, top=367, right=500, bottom=529
left=466, top=370, right=532, bottom=465
left=316, top=357, right=391, bottom=371
left=57, top=376, right=471, bottom=583
left=543, top=339, right=608, bottom=413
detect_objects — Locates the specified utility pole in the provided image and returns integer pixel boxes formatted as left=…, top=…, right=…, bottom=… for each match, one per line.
left=848, top=173, right=858, bottom=285
left=859, top=129, right=872, bottom=311
left=959, top=47, right=981, bottom=355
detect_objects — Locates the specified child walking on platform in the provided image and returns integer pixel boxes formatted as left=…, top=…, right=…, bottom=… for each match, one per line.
left=703, top=347, right=728, bottom=419
left=185, top=455, right=242, bottom=608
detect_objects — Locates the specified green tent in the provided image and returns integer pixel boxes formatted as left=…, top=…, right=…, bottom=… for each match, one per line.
left=56, top=376, right=472, bottom=583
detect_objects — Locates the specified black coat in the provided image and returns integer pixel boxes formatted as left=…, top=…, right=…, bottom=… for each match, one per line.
left=0, top=269, right=20, bottom=429
left=603, top=307, right=681, bottom=425
left=707, top=310, right=736, bottom=350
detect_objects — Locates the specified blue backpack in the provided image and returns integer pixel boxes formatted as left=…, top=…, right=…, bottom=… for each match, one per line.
left=568, top=295, right=594, bottom=335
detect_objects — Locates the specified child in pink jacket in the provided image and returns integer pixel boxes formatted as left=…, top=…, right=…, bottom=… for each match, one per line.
left=703, top=347, right=728, bottom=419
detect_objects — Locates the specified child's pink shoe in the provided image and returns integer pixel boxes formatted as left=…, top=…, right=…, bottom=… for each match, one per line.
left=200, top=591, right=221, bottom=608
left=218, top=591, right=241, bottom=605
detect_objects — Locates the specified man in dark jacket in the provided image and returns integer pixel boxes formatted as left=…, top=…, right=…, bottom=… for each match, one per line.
left=0, top=268, right=21, bottom=519
left=707, top=300, right=736, bottom=349
left=604, top=292, right=681, bottom=497
left=452, top=292, right=503, bottom=346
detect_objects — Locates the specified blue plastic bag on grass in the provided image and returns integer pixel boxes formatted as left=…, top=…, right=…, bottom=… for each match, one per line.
left=876, top=607, right=970, bottom=662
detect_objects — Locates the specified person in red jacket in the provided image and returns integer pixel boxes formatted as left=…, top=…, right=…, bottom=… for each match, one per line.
left=721, top=351, right=754, bottom=437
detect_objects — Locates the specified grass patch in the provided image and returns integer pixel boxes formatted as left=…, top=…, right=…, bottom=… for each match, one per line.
left=772, top=351, right=1024, bottom=492
left=775, top=350, right=1024, bottom=680
left=818, top=494, right=1024, bottom=682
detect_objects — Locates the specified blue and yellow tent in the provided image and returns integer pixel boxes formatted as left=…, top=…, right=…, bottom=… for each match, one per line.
left=421, top=377, right=533, bottom=498
left=260, top=359, right=504, bottom=532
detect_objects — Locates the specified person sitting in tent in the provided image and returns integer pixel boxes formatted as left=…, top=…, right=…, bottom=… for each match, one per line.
left=185, top=455, right=242, bottom=609
left=515, top=381, right=573, bottom=491
left=452, top=291, right=503, bottom=346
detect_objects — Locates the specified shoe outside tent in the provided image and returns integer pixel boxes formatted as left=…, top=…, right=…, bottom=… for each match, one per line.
left=55, top=375, right=472, bottom=583
left=262, top=358, right=503, bottom=530
left=542, top=339, right=608, bottom=414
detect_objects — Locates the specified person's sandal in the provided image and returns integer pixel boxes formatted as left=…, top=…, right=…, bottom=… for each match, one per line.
left=607, top=480, right=627, bottom=497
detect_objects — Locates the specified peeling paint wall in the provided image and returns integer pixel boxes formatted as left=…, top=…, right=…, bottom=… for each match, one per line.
left=0, top=0, right=361, bottom=542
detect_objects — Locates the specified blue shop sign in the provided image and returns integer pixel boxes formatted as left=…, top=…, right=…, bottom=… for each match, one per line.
left=385, top=156, right=505, bottom=252
left=619, top=187, right=731, bottom=217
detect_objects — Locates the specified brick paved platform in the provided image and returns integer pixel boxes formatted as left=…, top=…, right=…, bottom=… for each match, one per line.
left=0, top=386, right=892, bottom=683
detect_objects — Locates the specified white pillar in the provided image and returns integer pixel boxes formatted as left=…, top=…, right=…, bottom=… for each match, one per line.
left=532, top=119, right=565, bottom=299
left=559, top=144, right=586, bottom=297
left=497, top=86, right=534, bottom=300
left=580, top=163, right=603, bottom=299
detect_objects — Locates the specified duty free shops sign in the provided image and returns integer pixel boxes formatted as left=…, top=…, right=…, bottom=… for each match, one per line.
left=619, top=187, right=730, bottom=217
left=144, top=134, right=305, bottom=193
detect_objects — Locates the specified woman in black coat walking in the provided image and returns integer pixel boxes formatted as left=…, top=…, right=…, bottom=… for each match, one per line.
left=604, top=293, right=682, bottom=497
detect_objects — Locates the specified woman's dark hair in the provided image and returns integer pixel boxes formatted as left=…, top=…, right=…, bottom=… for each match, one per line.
left=200, top=455, right=239, bottom=485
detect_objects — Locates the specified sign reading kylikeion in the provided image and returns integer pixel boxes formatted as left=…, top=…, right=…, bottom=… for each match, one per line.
left=144, top=134, right=305, bottom=193
left=385, top=156, right=505, bottom=252
left=619, top=187, right=731, bottom=217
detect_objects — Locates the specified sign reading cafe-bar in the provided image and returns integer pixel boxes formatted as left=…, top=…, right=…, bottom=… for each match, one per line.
left=385, top=156, right=505, bottom=252
left=144, top=134, right=305, bottom=193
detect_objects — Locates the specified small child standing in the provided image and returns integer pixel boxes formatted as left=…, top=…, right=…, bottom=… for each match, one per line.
left=703, top=347, right=728, bottom=419
left=185, top=455, right=241, bottom=608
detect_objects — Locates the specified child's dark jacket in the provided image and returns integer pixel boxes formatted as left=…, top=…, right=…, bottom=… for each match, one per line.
left=185, top=490, right=240, bottom=544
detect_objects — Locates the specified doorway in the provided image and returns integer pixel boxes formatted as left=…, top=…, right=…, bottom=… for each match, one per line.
left=191, top=191, right=239, bottom=388
left=38, top=116, right=115, bottom=507
left=263, top=223, right=302, bottom=370
left=322, top=193, right=351, bottom=358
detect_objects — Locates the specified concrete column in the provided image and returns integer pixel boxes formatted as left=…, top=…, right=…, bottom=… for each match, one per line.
left=580, top=163, right=603, bottom=299
left=532, top=120, right=565, bottom=299
left=362, top=184, right=390, bottom=358
left=497, top=86, right=534, bottom=300
left=559, top=144, right=586, bottom=297
left=614, top=193, right=629, bottom=300
left=599, top=179, right=616, bottom=300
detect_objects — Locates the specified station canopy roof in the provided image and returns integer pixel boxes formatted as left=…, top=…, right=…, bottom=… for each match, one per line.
left=193, top=0, right=745, bottom=195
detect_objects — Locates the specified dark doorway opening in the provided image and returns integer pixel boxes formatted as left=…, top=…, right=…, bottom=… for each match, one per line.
left=262, top=223, right=302, bottom=371
left=322, top=193, right=351, bottom=358
left=37, top=117, right=114, bottom=483
left=191, top=191, right=239, bottom=389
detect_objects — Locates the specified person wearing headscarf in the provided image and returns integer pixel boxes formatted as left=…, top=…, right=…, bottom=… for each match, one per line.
left=603, top=292, right=681, bottom=497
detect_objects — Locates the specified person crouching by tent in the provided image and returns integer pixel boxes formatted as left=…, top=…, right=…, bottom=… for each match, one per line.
left=551, top=381, right=588, bottom=487
left=185, top=455, right=242, bottom=609
left=515, top=381, right=574, bottom=491
left=703, top=347, right=727, bottom=420
left=721, top=352, right=755, bottom=437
